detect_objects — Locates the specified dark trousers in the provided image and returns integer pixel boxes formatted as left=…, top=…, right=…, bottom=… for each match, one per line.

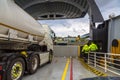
left=84, top=53, right=88, bottom=62
left=81, top=52, right=84, bottom=58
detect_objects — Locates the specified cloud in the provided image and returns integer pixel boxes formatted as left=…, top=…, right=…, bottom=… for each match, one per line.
left=38, top=0, right=120, bottom=37
left=95, top=0, right=112, bottom=8
left=102, top=7, right=120, bottom=20
left=95, top=0, right=120, bottom=20
left=40, top=18, right=90, bottom=37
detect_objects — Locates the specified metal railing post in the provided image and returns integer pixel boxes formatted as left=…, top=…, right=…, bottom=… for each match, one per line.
left=105, top=53, right=107, bottom=72
left=94, top=52, right=96, bottom=67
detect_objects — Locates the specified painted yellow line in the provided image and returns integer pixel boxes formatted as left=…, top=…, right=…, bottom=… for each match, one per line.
left=78, top=46, right=80, bottom=57
left=61, top=58, right=70, bottom=80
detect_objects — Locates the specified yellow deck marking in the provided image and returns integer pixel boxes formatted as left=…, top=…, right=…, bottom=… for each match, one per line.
left=78, top=46, right=80, bottom=57
left=79, top=58, right=107, bottom=77
left=61, top=58, right=70, bottom=80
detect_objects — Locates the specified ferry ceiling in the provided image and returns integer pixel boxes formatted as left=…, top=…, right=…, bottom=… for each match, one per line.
left=14, top=0, right=104, bottom=23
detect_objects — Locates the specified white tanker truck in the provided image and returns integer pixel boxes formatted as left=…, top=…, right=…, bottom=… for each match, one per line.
left=0, top=0, right=55, bottom=80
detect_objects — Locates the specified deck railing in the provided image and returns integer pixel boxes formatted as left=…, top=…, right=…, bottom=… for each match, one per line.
left=87, top=52, right=120, bottom=76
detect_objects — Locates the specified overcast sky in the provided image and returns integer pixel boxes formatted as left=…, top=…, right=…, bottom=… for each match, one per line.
left=39, top=0, right=120, bottom=37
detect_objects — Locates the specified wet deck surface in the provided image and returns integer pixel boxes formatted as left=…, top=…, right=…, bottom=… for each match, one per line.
left=23, top=57, right=96, bottom=80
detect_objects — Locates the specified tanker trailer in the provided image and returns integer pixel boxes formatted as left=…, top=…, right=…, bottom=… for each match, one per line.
left=0, top=0, right=53, bottom=80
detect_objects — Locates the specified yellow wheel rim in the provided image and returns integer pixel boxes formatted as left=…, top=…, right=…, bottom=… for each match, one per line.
left=11, top=62, right=23, bottom=80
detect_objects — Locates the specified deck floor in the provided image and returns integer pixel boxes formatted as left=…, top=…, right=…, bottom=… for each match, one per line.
left=23, top=57, right=96, bottom=80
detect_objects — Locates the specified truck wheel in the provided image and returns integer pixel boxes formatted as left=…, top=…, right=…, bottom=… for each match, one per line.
left=29, top=55, right=39, bottom=74
left=7, top=58, right=25, bottom=80
left=49, top=51, right=53, bottom=63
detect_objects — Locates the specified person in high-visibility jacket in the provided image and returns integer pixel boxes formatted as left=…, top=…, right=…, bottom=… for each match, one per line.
left=89, top=42, right=98, bottom=52
left=82, top=44, right=90, bottom=62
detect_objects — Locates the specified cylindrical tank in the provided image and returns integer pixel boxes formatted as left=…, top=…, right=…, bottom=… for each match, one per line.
left=0, top=0, right=45, bottom=42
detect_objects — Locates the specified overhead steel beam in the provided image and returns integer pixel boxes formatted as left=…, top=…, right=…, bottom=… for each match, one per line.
left=14, top=0, right=103, bottom=21
left=23, top=0, right=85, bottom=12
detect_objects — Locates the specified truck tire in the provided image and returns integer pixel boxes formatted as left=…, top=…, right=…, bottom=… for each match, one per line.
left=7, top=58, right=25, bottom=80
left=29, top=55, right=39, bottom=74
